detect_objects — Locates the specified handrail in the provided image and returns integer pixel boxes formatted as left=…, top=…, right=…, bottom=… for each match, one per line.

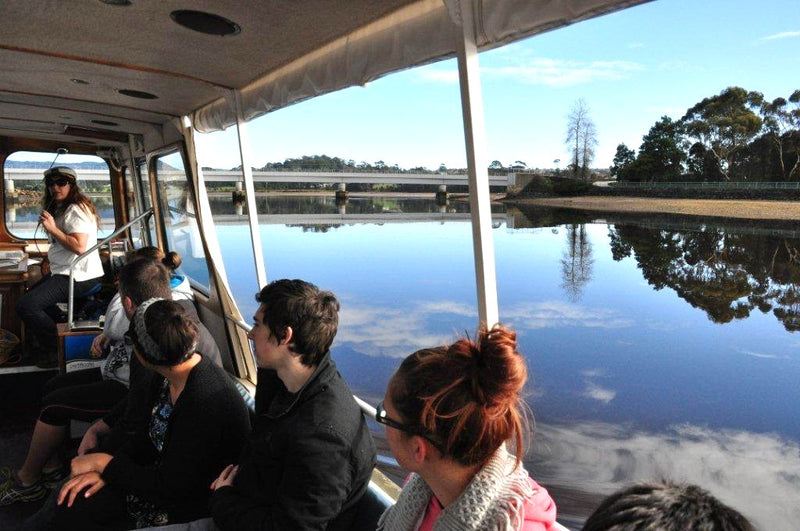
left=66, top=209, right=154, bottom=329
left=223, top=314, right=378, bottom=419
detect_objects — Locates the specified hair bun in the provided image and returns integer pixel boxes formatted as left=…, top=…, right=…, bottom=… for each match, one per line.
left=468, top=325, right=526, bottom=408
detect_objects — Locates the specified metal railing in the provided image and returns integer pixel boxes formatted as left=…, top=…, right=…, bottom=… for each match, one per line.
left=66, top=209, right=153, bottom=328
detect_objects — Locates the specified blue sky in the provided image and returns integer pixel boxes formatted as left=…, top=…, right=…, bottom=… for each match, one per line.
left=196, top=0, right=798, bottom=172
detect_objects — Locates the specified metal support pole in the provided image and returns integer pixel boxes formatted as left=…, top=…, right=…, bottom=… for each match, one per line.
left=234, top=91, right=268, bottom=290
left=454, top=0, right=499, bottom=328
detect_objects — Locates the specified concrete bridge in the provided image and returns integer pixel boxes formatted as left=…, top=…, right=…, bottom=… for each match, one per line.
left=5, top=210, right=511, bottom=233
left=4, top=168, right=514, bottom=189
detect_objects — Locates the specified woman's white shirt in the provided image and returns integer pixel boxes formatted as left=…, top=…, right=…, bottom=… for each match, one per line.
left=48, top=203, right=104, bottom=281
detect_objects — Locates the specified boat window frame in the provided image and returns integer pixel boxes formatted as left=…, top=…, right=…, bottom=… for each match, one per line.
left=1, top=150, right=115, bottom=242
left=147, top=143, right=212, bottom=295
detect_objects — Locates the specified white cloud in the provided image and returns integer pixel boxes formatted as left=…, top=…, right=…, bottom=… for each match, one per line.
left=628, top=42, right=645, bottom=49
left=737, top=348, right=783, bottom=360
left=502, top=300, right=634, bottom=330
left=759, top=30, right=800, bottom=41
left=583, top=382, right=617, bottom=404
left=337, top=300, right=476, bottom=357
left=531, top=421, right=800, bottom=529
left=484, top=58, right=643, bottom=87
left=415, top=69, right=459, bottom=84
left=415, top=57, right=643, bottom=87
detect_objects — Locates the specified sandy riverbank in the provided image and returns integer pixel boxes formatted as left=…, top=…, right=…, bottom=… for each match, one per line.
left=508, top=196, right=800, bottom=221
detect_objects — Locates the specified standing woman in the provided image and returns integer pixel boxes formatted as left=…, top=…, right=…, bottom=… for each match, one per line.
left=17, top=166, right=104, bottom=367
left=377, top=325, right=557, bottom=531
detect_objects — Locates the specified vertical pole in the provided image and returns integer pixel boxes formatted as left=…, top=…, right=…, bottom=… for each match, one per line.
left=234, top=91, right=268, bottom=290
left=455, top=0, right=499, bottom=328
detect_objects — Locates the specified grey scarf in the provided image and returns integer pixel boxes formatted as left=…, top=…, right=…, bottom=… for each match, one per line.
left=378, top=446, right=535, bottom=531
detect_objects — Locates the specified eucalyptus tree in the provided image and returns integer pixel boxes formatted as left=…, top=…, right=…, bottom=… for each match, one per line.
left=681, top=87, right=763, bottom=180
left=761, top=89, right=800, bottom=181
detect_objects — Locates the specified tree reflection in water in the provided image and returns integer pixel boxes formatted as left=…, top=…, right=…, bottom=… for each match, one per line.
left=608, top=224, right=800, bottom=331
left=561, top=224, right=594, bottom=302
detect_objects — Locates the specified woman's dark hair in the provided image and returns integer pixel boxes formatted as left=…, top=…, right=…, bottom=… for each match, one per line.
left=389, top=324, right=528, bottom=467
left=129, top=299, right=198, bottom=366
left=582, top=481, right=754, bottom=531
left=42, top=168, right=100, bottom=228
left=125, top=247, right=182, bottom=271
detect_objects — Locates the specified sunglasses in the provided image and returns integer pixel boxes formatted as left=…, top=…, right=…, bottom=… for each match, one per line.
left=46, top=177, right=72, bottom=187
left=375, top=400, right=443, bottom=451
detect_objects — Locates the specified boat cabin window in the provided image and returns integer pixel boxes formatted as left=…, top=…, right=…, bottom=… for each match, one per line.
left=3, top=151, right=114, bottom=240
left=153, top=151, right=210, bottom=291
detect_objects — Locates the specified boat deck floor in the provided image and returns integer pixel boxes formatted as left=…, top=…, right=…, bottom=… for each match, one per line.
left=0, top=370, right=60, bottom=529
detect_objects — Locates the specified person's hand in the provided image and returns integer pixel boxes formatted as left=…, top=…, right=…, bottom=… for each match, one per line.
left=211, top=464, right=239, bottom=491
left=39, top=210, right=56, bottom=234
left=78, top=420, right=111, bottom=455
left=91, top=334, right=111, bottom=358
left=58, top=472, right=105, bottom=507
left=70, top=453, right=112, bottom=476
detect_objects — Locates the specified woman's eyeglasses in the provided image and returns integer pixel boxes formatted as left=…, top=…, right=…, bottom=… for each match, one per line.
left=375, top=400, right=444, bottom=451
left=46, top=177, right=71, bottom=187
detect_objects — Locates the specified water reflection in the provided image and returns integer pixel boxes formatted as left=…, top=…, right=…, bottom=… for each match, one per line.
left=530, top=420, right=800, bottom=529
left=561, top=224, right=594, bottom=302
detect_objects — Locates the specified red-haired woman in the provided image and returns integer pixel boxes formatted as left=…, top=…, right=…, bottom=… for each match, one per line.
left=17, top=166, right=104, bottom=367
left=377, top=325, right=557, bottom=531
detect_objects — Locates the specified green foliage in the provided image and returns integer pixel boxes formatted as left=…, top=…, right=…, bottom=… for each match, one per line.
left=610, top=143, right=635, bottom=179
left=680, top=86, right=763, bottom=180
left=552, top=178, right=591, bottom=195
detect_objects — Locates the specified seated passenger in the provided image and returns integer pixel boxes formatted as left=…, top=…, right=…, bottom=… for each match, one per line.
left=582, top=481, right=754, bottom=531
left=377, top=325, right=557, bottom=531
left=0, top=248, right=179, bottom=508
left=81, top=258, right=223, bottom=455
left=210, top=279, right=376, bottom=530
left=39, top=299, right=250, bottom=529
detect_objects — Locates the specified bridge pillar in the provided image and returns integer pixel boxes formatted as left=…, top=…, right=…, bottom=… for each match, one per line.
left=232, top=180, right=246, bottom=202
left=234, top=200, right=244, bottom=216
left=435, top=184, right=447, bottom=205
left=335, top=182, right=349, bottom=202
left=5, top=179, right=15, bottom=197
left=7, top=206, right=16, bottom=223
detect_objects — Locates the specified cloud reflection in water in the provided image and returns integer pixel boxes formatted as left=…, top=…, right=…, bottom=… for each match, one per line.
left=530, top=421, right=800, bottom=529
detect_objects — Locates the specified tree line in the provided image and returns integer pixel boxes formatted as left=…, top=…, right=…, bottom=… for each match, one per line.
left=611, top=87, right=800, bottom=183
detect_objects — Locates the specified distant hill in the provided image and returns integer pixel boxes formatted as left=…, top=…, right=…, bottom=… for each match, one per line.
left=5, top=160, right=108, bottom=170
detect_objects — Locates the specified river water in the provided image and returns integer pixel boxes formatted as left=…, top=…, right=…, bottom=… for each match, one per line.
left=7, top=194, right=799, bottom=527
left=207, top=195, right=800, bottom=529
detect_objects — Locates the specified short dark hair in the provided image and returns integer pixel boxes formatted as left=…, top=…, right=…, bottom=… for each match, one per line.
left=255, top=279, right=339, bottom=367
left=582, top=481, right=754, bottom=531
left=118, top=259, right=172, bottom=305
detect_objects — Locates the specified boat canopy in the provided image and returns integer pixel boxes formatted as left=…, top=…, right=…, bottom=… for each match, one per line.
left=0, top=0, right=648, bottom=151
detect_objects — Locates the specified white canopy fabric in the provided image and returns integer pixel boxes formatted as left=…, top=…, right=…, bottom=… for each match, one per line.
left=194, top=0, right=649, bottom=132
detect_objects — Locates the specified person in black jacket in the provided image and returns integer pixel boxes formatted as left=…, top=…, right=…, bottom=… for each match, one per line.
left=42, top=299, right=250, bottom=530
left=210, top=279, right=376, bottom=530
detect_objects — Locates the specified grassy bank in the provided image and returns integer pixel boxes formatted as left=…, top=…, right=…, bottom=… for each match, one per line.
left=506, top=196, right=800, bottom=221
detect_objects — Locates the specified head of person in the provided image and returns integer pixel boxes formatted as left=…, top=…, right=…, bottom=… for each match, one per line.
left=118, top=259, right=172, bottom=316
left=381, top=325, right=528, bottom=471
left=42, top=166, right=98, bottom=222
left=124, top=246, right=182, bottom=272
left=128, top=298, right=198, bottom=368
left=582, top=482, right=754, bottom=531
left=250, top=279, right=339, bottom=368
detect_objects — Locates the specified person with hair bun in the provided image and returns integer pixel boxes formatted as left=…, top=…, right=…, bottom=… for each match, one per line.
left=37, top=299, right=251, bottom=530
left=377, top=325, right=557, bottom=531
